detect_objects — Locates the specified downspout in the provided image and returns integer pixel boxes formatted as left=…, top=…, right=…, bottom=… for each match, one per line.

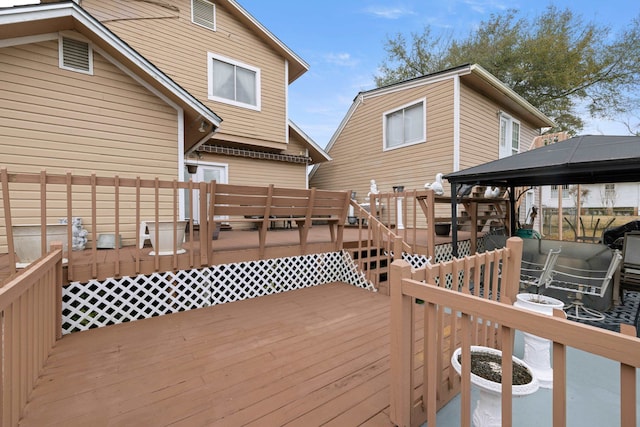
left=451, top=75, right=461, bottom=257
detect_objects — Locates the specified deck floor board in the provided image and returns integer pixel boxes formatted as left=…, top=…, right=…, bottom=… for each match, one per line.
left=19, top=283, right=401, bottom=427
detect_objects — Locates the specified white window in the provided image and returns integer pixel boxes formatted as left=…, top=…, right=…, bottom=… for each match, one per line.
left=499, top=113, right=520, bottom=158
left=383, top=99, right=426, bottom=150
left=551, top=184, right=570, bottom=199
left=192, top=0, right=216, bottom=31
left=208, top=53, right=261, bottom=110
left=605, top=183, right=615, bottom=198
left=58, top=33, right=93, bottom=75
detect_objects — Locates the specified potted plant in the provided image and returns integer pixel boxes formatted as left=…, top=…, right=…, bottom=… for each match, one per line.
left=451, top=346, right=538, bottom=427
left=514, top=293, right=565, bottom=388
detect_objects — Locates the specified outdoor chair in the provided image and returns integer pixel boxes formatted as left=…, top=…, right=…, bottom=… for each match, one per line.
left=618, top=232, right=640, bottom=302
left=546, top=249, right=623, bottom=321
left=520, top=248, right=561, bottom=291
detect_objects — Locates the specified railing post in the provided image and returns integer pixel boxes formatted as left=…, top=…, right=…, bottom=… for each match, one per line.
left=620, top=323, right=637, bottom=427
left=502, top=237, right=523, bottom=304
left=390, top=258, right=413, bottom=427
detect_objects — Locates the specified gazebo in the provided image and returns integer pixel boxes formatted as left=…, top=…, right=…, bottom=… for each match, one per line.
left=444, top=135, right=640, bottom=256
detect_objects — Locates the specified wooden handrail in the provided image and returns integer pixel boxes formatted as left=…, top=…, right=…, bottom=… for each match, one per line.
left=0, top=244, right=63, bottom=426
left=390, top=236, right=640, bottom=426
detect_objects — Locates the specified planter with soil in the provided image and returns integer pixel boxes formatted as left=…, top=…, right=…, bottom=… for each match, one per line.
left=451, top=346, right=538, bottom=427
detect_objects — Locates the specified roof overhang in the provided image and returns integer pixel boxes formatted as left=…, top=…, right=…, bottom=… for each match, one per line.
left=0, top=1, right=222, bottom=136
left=358, top=63, right=556, bottom=129
left=222, top=0, right=309, bottom=83
left=289, top=120, right=331, bottom=164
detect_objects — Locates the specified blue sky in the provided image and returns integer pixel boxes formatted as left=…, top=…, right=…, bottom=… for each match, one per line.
left=2, top=0, right=638, bottom=147
left=237, top=0, right=640, bottom=147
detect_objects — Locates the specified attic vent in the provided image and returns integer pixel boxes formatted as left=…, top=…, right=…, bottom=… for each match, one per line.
left=59, top=36, right=93, bottom=75
left=192, top=0, right=216, bottom=31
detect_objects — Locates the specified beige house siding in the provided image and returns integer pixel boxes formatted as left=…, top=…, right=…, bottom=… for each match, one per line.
left=0, top=39, right=179, bottom=178
left=0, top=38, right=180, bottom=246
left=458, top=83, right=540, bottom=172
left=311, top=79, right=455, bottom=202
left=197, top=153, right=306, bottom=189
left=83, top=0, right=288, bottom=149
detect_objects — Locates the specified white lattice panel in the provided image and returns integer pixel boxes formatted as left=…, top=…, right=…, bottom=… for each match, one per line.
left=63, top=268, right=211, bottom=333
left=63, top=251, right=374, bottom=334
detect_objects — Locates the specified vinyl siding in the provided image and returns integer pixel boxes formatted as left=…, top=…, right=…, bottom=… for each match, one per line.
left=198, top=153, right=306, bottom=188
left=459, top=83, right=540, bottom=171
left=82, top=0, right=288, bottom=149
left=0, top=39, right=178, bottom=177
left=0, top=38, right=180, bottom=246
left=311, top=79, right=455, bottom=201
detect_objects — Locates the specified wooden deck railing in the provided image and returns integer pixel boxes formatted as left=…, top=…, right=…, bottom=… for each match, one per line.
left=0, top=244, right=63, bottom=427
left=370, top=188, right=510, bottom=258
left=390, top=236, right=640, bottom=427
left=0, top=169, right=351, bottom=283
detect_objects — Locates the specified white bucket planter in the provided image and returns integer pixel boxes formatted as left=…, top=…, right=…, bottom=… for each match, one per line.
left=147, top=220, right=187, bottom=256
left=514, top=293, right=565, bottom=389
left=12, top=224, right=68, bottom=268
left=451, top=346, right=538, bottom=427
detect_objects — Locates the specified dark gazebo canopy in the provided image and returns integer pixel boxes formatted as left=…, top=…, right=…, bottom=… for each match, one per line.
left=445, top=135, right=640, bottom=188
left=443, top=135, right=640, bottom=255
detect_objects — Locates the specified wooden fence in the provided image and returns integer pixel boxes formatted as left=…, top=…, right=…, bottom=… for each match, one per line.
left=390, top=237, right=639, bottom=427
left=0, top=244, right=63, bottom=427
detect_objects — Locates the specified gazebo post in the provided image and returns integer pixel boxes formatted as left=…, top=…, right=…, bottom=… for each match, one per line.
left=509, top=185, right=516, bottom=236
left=451, top=183, right=459, bottom=257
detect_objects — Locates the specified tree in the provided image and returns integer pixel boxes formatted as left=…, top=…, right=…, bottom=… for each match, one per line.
left=375, top=7, right=640, bottom=134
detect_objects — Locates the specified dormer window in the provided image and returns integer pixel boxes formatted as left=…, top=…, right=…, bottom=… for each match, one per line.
left=208, top=53, right=261, bottom=111
left=59, top=34, right=93, bottom=75
left=192, top=0, right=216, bottom=31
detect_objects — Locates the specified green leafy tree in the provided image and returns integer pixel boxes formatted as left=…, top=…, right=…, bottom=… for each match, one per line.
left=375, top=7, right=640, bottom=134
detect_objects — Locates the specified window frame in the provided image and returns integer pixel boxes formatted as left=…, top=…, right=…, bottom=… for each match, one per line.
left=192, top=0, right=216, bottom=32
left=550, top=184, right=570, bottom=199
left=382, top=98, right=427, bottom=151
left=207, top=52, right=261, bottom=111
left=499, top=112, right=520, bottom=158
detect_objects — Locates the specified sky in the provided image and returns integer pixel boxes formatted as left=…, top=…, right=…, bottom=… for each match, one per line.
left=1, top=0, right=639, bottom=147
left=236, top=0, right=640, bottom=147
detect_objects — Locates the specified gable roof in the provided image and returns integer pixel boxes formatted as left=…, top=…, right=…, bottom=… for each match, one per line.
left=444, top=135, right=640, bottom=187
left=309, top=63, right=555, bottom=178
left=0, top=1, right=222, bottom=132
left=289, top=120, right=331, bottom=164
left=221, top=0, right=309, bottom=83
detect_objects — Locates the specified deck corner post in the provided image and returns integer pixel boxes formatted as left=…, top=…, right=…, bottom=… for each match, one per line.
left=390, top=258, right=413, bottom=427
left=503, top=236, right=523, bottom=304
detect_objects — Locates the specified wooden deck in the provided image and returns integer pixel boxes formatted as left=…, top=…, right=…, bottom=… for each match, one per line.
left=19, top=282, right=399, bottom=426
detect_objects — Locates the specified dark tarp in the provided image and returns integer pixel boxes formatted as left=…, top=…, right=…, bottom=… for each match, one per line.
left=444, top=135, right=640, bottom=187
left=443, top=135, right=640, bottom=254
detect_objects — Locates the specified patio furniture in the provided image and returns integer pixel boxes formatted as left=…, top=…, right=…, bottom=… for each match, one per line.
left=139, top=221, right=151, bottom=248
left=546, top=249, right=623, bottom=321
left=520, top=248, right=561, bottom=291
left=617, top=232, right=640, bottom=302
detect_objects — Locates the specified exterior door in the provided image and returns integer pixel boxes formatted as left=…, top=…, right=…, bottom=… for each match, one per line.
left=184, top=163, right=227, bottom=225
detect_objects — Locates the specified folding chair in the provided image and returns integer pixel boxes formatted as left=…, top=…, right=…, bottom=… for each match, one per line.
left=546, top=249, right=623, bottom=321
left=520, top=248, right=561, bottom=291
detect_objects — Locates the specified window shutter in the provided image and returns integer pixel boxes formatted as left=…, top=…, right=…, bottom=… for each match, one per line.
left=193, top=0, right=215, bottom=30
left=61, top=37, right=91, bottom=73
